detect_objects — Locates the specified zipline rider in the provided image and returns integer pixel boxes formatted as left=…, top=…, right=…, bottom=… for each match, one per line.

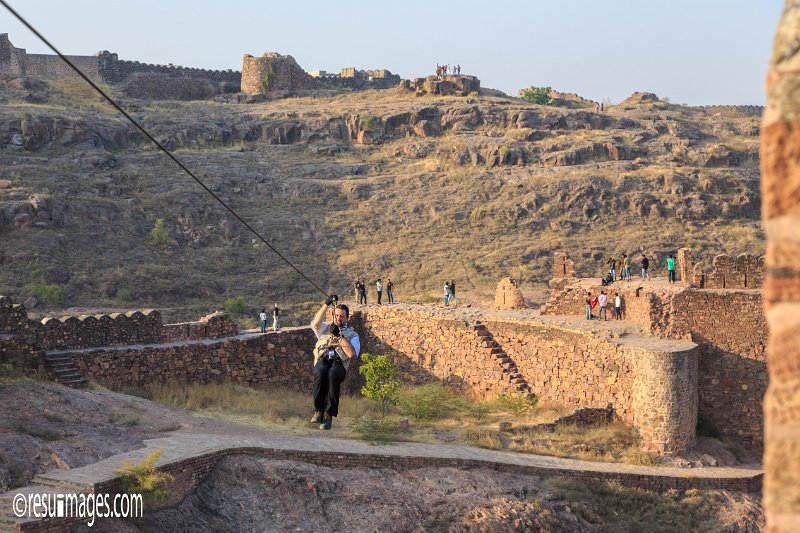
left=309, top=295, right=360, bottom=430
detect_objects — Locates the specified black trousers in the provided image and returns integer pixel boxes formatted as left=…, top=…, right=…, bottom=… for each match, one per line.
left=359, top=292, right=367, bottom=304
left=377, top=290, right=382, bottom=304
left=387, top=289, right=394, bottom=303
left=313, top=359, right=347, bottom=417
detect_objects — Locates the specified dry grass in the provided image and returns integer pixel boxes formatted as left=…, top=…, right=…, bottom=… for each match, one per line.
left=140, top=381, right=659, bottom=465
left=508, top=421, right=659, bottom=466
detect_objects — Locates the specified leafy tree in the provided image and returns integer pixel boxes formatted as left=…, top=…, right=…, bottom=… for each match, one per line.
left=359, top=353, right=399, bottom=419
left=521, top=86, right=552, bottom=105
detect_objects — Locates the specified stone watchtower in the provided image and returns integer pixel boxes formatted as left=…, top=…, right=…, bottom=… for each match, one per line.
left=241, top=52, right=317, bottom=94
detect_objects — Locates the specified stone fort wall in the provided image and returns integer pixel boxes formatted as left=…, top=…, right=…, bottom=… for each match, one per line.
left=0, top=296, right=237, bottom=350
left=0, top=34, right=239, bottom=89
left=541, top=251, right=767, bottom=445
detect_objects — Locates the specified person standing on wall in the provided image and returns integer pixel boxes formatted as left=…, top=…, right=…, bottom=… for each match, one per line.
left=585, top=291, right=593, bottom=320
left=667, top=254, right=677, bottom=283
left=259, top=308, right=268, bottom=333
left=272, top=303, right=280, bottom=332
left=614, top=292, right=622, bottom=320
left=641, top=254, right=650, bottom=280
left=358, top=280, right=367, bottom=305
left=444, top=280, right=452, bottom=306
left=376, top=279, right=383, bottom=305
left=448, top=280, right=457, bottom=307
left=598, top=290, right=608, bottom=320
left=310, top=296, right=360, bottom=430
left=386, top=278, right=394, bottom=304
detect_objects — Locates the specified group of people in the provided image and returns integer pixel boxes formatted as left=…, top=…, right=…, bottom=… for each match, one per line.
left=354, top=278, right=394, bottom=305
left=259, top=303, right=280, bottom=333
left=601, top=254, right=665, bottom=285
left=435, top=64, right=461, bottom=78
left=585, top=290, right=623, bottom=321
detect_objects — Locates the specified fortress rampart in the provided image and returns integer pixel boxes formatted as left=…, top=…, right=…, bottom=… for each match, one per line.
left=543, top=251, right=767, bottom=445
left=1, top=269, right=765, bottom=453
left=0, top=34, right=239, bottom=89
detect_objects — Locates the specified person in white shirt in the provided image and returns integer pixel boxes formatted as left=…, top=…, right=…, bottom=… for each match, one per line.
left=614, top=293, right=622, bottom=320
left=309, top=296, right=361, bottom=430
left=259, top=308, right=268, bottom=333
left=598, top=291, right=608, bottom=321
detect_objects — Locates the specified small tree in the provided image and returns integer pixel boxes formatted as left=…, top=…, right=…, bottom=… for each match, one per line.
left=359, top=353, right=399, bottom=419
left=521, top=86, right=552, bottom=105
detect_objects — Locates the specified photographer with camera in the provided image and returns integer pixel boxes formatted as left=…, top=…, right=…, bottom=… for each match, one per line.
left=309, top=294, right=360, bottom=430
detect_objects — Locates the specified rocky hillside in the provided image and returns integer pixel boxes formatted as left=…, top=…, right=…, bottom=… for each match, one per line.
left=0, top=78, right=764, bottom=320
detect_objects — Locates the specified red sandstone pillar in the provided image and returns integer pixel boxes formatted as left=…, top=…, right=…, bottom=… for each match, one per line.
left=762, top=4, right=800, bottom=531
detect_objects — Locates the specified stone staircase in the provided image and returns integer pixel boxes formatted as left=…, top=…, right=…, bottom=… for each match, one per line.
left=43, top=352, right=87, bottom=388
left=473, top=323, right=534, bottom=398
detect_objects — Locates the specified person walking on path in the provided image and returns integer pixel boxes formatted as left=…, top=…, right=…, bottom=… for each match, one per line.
left=444, top=281, right=452, bottom=306
left=310, top=298, right=360, bottom=430
left=259, top=308, right=268, bottom=333
left=585, top=291, right=593, bottom=319
left=386, top=279, right=394, bottom=304
left=598, top=291, right=608, bottom=321
left=614, top=292, right=622, bottom=320
left=667, top=254, right=677, bottom=283
left=376, top=279, right=383, bottom=305
left=641, top=255, right=650, bottom=280
left=272, top=303, right=280, bottom=332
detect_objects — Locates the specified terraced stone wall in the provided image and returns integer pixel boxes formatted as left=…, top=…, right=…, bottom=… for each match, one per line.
left=68, top=328, right=366, bottom=396
left=358, top=307, right=522, bottom=399
left=484, top=319, right=697, bottom=455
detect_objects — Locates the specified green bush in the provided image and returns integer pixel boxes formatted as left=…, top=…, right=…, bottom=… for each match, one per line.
left=350, top=416, right=398, bottom=444
left=397, top=383, right=450, bottom=420
left=149, top=219, right=174, bottom=247
left=224, top=296, right=246, bottom=315
left=490, top=394, right=539, bottom=414
left=358, top=113, right=377, bottom=130
left=30, top=284, right=64, bottom=305
left=359, top=353, right=399, bottom=418
left=116, top=449, right=174, bottom=510
left=521, top=86, right=552, bottom=105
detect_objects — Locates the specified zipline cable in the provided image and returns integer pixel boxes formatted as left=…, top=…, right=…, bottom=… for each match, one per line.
left=0, top=0, right=331, bottom=299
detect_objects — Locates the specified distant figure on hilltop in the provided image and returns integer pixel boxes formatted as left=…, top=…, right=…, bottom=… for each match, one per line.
left=358, top=280, right=367, bottom=305
left=448, top=280, right=457, bottom=307
left=386, top=278, right=394, bottom=304
left=667, top=254, right=677, bottom=283
left=614, top=292, right=622, bottom=320
left=456, top=64, right=461, bottom=75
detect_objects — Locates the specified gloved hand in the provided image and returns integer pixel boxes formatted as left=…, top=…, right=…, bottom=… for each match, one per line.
left=325, top=294, right=338, bottom=306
